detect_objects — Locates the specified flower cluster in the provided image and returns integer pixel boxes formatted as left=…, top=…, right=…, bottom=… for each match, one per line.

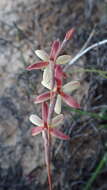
left=26, top=28, right=80, bottom=189
left=30, top=102, right=69, bottom=140
left=27, top=28, right=80, bottom=138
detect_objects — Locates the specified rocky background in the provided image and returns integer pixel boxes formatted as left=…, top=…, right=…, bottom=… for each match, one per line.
left=0, top=0, right=107, bottom=189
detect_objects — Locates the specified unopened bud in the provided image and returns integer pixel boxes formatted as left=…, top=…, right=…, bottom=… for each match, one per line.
left=65, top=28, right=75, bottom=40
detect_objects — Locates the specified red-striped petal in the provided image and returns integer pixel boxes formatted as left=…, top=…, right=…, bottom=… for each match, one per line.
left=34, top=91, right=56, bottom=104
left=50, top=40, right=61, bottom=61
left=42, top=102, right=48, bottom=124
left=50, top=128, right=70, bottom=140
left=32, top=126, right=44, bottom=136
left=26, top=62, right=49, bottom=70
left=64, top=28, right=75, bottom=41
left=60, top=91, right=80, bottom=109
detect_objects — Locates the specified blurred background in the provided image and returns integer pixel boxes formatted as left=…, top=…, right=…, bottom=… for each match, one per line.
left=0, top=0, right=107, bottom=189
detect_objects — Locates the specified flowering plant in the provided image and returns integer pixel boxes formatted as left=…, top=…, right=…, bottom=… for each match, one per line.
left=27, top=28, right=80, bottom=190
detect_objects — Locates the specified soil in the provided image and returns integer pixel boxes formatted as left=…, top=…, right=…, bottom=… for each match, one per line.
left=0, top=0, right=107, bottom=189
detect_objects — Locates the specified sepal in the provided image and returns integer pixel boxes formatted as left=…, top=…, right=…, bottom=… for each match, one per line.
left=26, top=61, right=49, bottom=70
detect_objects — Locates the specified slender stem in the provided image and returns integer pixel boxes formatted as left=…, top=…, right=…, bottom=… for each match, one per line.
left=69, top=68, right=107, bottom=76
left=46, top=37, right=68, bottom=190
left=48, top=94, right=57, bottom=124
left=42, top=131, right=52, bottom=190
left=47, top=63, right=57, bottom=190
left=79, top=29, right=95, bottom=53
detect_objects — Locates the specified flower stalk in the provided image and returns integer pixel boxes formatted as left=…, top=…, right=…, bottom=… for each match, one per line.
left=42, top=130, right=52, bottom=190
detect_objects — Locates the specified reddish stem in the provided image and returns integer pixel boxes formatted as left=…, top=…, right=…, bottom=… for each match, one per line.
left=46, top=34, right=69, bottom=190
left=42, top=131, right=52, bottom=190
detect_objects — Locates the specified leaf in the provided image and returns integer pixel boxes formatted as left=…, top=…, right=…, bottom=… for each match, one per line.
left=26, top=61, right=49, bottom=70
left=29, top=114, right=43, bottom=126
left=35, top=50, right=49, bottom=61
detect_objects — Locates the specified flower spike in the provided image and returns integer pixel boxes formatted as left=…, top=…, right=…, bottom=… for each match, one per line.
left=27, top=29, right=82, bottom=190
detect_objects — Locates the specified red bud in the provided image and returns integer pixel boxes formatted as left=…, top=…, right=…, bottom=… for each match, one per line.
left=50, top=40, right=61, bottom=61
left=65, top=28, right=75, bottom=41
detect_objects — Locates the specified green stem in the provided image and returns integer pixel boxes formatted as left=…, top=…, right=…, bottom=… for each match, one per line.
left=69, top=68, right=107, bottom=78
left=64, top=107, right=107, bottom=120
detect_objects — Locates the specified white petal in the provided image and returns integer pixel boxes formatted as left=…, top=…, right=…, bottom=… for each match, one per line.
left=54, top=95, right=61, bottom=114
left=56, top=55, right=72, bottom=64
left=35, top=50, right=49, bottom=61
left=52, top=114, right=64, bottom=127
left=63, top=81, right=80, bottom=94
left=41, top=64, right=52, bottom=89
left=29, top=114, right=43, bottom=126
left=41, top=80, right=51, bottom=90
